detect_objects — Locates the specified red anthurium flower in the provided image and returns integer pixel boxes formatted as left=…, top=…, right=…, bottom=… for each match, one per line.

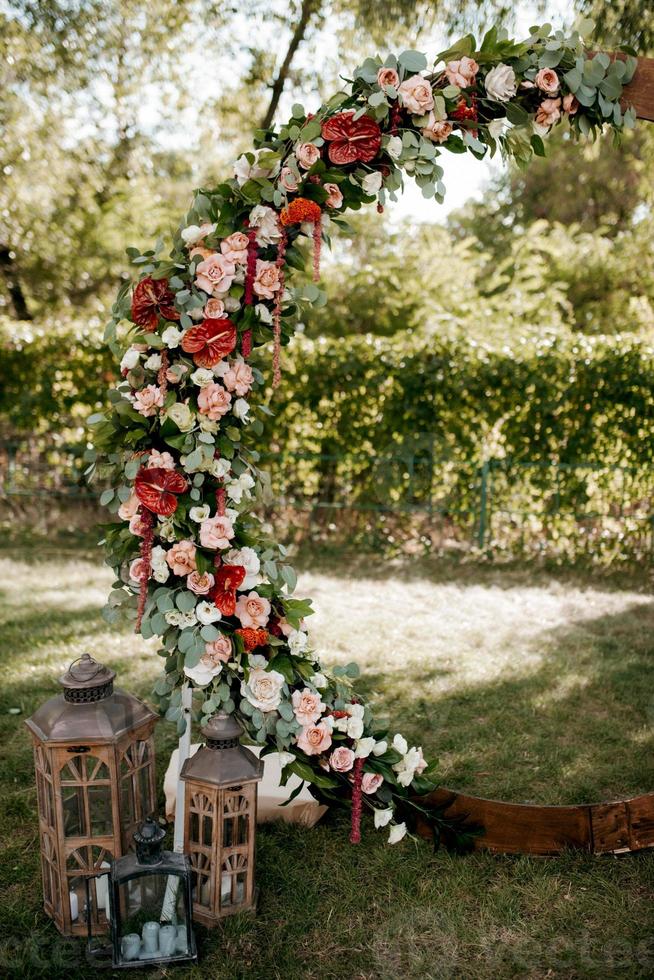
left=321, top=111, right=382, bottom=165
left=134, top=466, right=188, bottom=517
left=212, top=564, right=246, bottom=615
left=235, top=627, right=269, bottom=651
left=131, top=277, right=179, bottom=329
left=181, top=318, right=237, bottom=368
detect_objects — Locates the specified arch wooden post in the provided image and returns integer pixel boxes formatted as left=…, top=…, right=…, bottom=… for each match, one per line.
left=622, top=54, right=654, bottom=121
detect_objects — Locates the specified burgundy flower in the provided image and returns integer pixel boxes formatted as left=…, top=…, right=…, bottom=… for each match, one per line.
left=131, top=277, right=179, bottom=329
left=181, top=318, right=237, bottom=368
left=134, top=466, right=187, bottom=517
left=321, top=111, right=382, bottom=165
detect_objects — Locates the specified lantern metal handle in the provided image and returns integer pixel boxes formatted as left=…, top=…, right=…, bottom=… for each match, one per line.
left=68, top=655, right=105, bottom=681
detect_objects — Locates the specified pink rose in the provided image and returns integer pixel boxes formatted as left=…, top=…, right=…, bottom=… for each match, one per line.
left=165, top=539, right=197, bottom=576
left=220, top=231, right=249, bottom=264
left=562, top=93, right=579, bottom=115
left=292, top=688, right=326, bottom=726
left=203, top=297, right=227, bottom=319
left=129, top=557, right=148, bottom=582
left=324, top=182, right=343, bottom=209
left=535, top=67, right=559, bottom=95
left=422, top=114, right=453, bottom=143
left=296, top=721, right=332, bottom=756
left=445, top=56, right=479, bottom=88
left=147, top=449, right=175, bottom=470
left=362, top=772, right=384, bottom=794
left=204, top=635, right=232, bottom=663
left=253, top=260, right=282, bottom=300
left=279, top=167, right=299, bottom=193
left=118, top=491, right=140, bottom=520
left=166, top=364, right=188, bottom=384
left=134, top=384, right=164, bottom=418
left=235, top=590, right=271, bottom=628
left=223, top=361, right=254, bottom=397
left=398, top=74, right=434, bottom=114
left=330, top=746, right=355, bottom=773
left=197, top=382, right=232, bottom=420
left=200, top=514, right=234, bottom=550
left=195, top=253, right=236, bottom=296
left=129, top=512, right=147, bottom=537
left=187, top=570, right=215, bottom=594
left=377, top=66, right=400, bottom=90
left=296, top=142, right=321, bottom=169
left=535, top=97, right=562, bottom=128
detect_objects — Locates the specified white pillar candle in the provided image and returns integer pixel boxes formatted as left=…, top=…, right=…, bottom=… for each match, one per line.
left=142, top=920, right=160, bottom=954
left=69, top=890, right=78, bottom=921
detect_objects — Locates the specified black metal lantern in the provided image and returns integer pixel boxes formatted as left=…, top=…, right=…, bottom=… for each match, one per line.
left=104, top=818, right=197, bottom=968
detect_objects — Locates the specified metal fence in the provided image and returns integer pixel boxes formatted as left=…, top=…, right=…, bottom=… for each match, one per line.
left=2, top=441, right=653, bottom=555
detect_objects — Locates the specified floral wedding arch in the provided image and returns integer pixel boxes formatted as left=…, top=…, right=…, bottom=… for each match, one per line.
left=90, top=21, right=647, bottom=851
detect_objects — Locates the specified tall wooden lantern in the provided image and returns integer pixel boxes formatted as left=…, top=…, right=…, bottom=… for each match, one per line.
left=180, top=713, right=264, bottom=925
left=25, top=653, right=158, bottom=936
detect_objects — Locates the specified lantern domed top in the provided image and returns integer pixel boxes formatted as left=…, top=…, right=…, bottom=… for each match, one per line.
left=180, top=712, right=264, bottom=787
left=25, top=652, right=157, bottom=745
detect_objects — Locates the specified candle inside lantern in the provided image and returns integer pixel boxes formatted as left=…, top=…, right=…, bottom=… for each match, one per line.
left=142, top=920, right=160, bottom=954
left=69, top=890, right=78, bottom=921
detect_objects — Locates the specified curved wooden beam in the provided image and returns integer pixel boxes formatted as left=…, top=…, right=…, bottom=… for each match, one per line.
left=414, top=787, right=654, bottom=855
left=620, top=54, right=654, bottom=121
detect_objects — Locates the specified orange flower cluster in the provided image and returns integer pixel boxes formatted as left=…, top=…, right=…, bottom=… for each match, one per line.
left=235, top=628, right=269, bottom=651
left=280, top=197, right=322, bottom=226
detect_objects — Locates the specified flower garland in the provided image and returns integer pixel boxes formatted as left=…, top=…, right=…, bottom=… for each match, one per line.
left=89, top=22, right=637, bottom=847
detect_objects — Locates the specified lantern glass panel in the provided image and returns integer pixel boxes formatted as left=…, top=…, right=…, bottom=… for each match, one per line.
left=115, top=873, right=190, bottom=963
left=63, top=785, right=85, bottom=837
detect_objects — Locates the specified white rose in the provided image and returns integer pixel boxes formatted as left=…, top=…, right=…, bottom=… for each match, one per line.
left=189, top=504, right=210, bottom=523
left=347, top=716, right=364, bottom=740
left=120, top=348, right=141, bottom=372
left=248, top=204, right=281, bottom=246
left=227, top=472, right=255, bottom=503
left=372, top=740, right=388, bottom=757
left=287, top=629, right=308, bottom=656
left=487, top=118, right=510, bottom=140
left=392, top=733, right=408, bottom=756
left=484, top=63, right=517, bottom=102
left=361, top=171, right=383, bottom=195
left=233, top=398, right=250, bottom=421
left=234, top=150, right=278, bottom=187
left=174, top=610, right=197, bottom=629
left=311, top=672, right=328, bottom=689
left=213, top=360, right=228, bottom=378
left=184, top=660, right=221, bottom=686
left=144, top=353, right=162, bottom=371
left=255, top=303, right=273, bottom=325
left=162, top=325, right=183, bottom=349
left=196, top=601, right=222, bottom=625
left=225, top=546, right=260, bottom=590
left=198, top=416, right=219, bottom=434
left=158, top=519, right=177, bottom=542
left=224, top=296, right=241, bottom=313
left=385, top=135, right=402, bottom=160
left=241, top=667, right=285, bottom=712
left=181, top=222, right=216, bottom=245
left=151, top=546, right=170, bottom=583
left=165, top=610, right=184, bottom=627
left=167, top=402, right=195, bottom=432
left=354, top=737, right=376, bottom=759
left=374, top=807, right=394, bottom=829
left=190, top=367, right=214, bottom=387
left=388, top=822, right=407, bottom=844
left=210, top=457, right=231, bottom=479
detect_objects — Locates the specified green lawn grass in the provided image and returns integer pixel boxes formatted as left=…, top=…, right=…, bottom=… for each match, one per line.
left=1, top=547, right=653, bottom=979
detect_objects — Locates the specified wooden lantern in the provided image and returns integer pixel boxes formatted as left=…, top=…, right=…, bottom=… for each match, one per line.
left=180, top=713, right=263, bottom=925
left=25, top=653, right=158, bottom=936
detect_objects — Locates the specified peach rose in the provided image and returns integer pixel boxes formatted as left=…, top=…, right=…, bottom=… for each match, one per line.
left=563, top=93, right=579, bottom=115
left=253, top=260, right=282, bottom=300
left=296, top=721, right=332, bottom=756
left=197, top=382, right=232, bottom=420
left=147, top=449, right=175, bottom=469
left=204, top=297, right=227, bottom=319
left=535, top=97, right=561, bottom=128
left=235, top=590, right=271, bottom=628
left=204, top=635, right=232, bottom=663
left=133, top=384, right=164, bottom=417
left=362, top=772, right=383, bottom=794
left=189, top=246, right=214, bottom=262
left=223, top=361, right=254, bottom=397
left=129, top=557, right=148, bottom=582
left=398, top=74, right=434, bottom=114
left=118, top=491, right=140, bottom=520
left=199, top=514, right=234, bottom=550
left=422, top=115, right=453, bottom=143
left=187, top=570, right=215, bottom=594
left=330, top=746, right=355, bottom=772
left=445, top=56, right=479, bottom=88
left=195, top=253, right=236, bottom=296
left=166, top=539, right=196, bottom=576
left=324, top=182, right=343, bottom=209
left=129, top=512, right=147, bottom=537
left=296, top=142, right=321, bottom=169
left=220, top=231, right=249, bottom=264
left=535, top=67, right=559, bottom=95
left=377, top=66, right=400, bottom=89
left=279, top=166, right=299, bottom=193
left=292, top=688, right=326, bottom=726
left=166, top=363, right=188, bottom=384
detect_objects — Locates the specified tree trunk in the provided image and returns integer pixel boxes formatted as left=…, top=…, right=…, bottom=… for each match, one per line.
left=260, top=0, right=320, bottom=131
left=0, top=246, right=32, bottom=320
